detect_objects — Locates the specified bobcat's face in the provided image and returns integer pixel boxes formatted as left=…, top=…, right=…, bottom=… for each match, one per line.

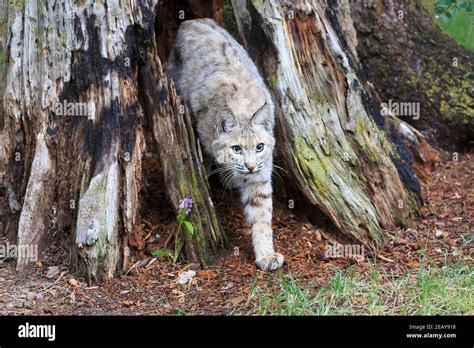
left=212, top=103, right=274, bottom=182
left=215, top=127, right=274, bottom=178
left=213, top=125, right=275, bottom=179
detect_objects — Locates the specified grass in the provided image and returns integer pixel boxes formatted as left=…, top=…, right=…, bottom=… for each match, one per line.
left=239, top=257, right=473, bottom=315
left=424, top=0, right=474, bottom=52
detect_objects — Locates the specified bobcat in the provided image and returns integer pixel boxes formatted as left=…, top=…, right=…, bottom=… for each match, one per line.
left=167, top=18, right=284, bottom=271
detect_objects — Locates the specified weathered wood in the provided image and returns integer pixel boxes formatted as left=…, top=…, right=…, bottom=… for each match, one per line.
left=1, top=0, right=429, bottom=280
left=0, top=0, right=10, bottom=236
left=363, top=82, right=441, bottom=187
left=1, top=0, right=226, bottom=280
left=1, top=0, right=160, bottom=280
left=350, top=0, right=474, bottom=151
left=232, top=0, right=420, bottom=248
left=138, top=38, right=226, bottom=265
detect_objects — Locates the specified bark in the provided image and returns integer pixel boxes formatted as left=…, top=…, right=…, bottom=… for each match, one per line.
left=138, top=37, right=226, bottom=265
left=0, top=0, right=7, bottom=239
left=0, top=0, right=224, bottom=281
left=350, top=0, right=474, bottom=151
left=231, top=0, right=420, bottom=248
left=0, top=0, right=427, bottom=281
left=364, top=82, right=442, bottom=186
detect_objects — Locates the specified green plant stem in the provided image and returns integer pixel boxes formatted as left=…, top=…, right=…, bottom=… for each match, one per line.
left=173, top=220, right=184, bottom=263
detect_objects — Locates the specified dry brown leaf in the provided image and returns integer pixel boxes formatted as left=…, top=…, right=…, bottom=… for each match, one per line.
left=196, top=270, right=218, bottom=280
left=228, top=296, right=246, bottom=306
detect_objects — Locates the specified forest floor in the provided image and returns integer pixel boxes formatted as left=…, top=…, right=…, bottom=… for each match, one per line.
left=0, top=154, right=472, bottom=315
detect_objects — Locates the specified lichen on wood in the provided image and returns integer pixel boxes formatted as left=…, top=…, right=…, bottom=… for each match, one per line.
left=351, top=0, right=474, bottom=150
left=232, top=0, right=420, bottom=248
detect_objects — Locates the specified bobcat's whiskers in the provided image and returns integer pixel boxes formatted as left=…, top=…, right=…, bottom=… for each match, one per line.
left=207, top=164, right=234, bottom=178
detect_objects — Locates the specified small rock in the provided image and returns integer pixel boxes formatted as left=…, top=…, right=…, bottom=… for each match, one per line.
left=26, top=292, right=36, bottom=301
left=435, top=230, right=445, bottom=239
left=68, top=278, right=79, bottom=287
left=35, top=293, right=44, bottom=302
left=177, top=270, right=196, bottom=285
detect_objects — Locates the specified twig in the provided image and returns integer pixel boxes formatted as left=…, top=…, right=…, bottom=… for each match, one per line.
left=124, top=261, right=140, bottom=277
left=376, top=253, right=395, bottom=263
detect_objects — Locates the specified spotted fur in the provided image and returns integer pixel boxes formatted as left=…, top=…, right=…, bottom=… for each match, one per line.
left=168, top=18, right=283, bottom=271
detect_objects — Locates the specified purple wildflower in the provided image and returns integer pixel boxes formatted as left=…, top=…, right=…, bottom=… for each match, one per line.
left=178, top=197, right=193, bottom=215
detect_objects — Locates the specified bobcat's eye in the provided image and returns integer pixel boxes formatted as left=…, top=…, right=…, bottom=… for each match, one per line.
left=256, top=143, right=264, bottom=152
left=232, top=145, right=243, bottom=154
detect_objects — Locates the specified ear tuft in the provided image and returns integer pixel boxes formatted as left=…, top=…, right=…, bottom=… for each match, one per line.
left=216, top=107, right=237, bottom=133
left=251, top=102, right=271, bottom=130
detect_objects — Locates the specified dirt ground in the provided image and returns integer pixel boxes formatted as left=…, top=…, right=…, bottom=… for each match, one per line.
left=0, top=154, right=472, bottom=315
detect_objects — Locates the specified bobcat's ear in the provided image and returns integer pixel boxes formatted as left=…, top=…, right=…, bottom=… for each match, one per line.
left=251, top=102, right=270, bottom=130
left=216, top=107, right=237, bottom=133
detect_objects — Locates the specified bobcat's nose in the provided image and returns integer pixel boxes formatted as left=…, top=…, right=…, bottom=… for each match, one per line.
left=245, top=163, right=256, bottom=173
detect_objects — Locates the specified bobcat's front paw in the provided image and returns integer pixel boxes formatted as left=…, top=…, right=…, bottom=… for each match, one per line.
left=256, top=252, right=284, bottom=271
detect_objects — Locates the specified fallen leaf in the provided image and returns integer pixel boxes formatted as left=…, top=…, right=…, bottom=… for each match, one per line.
left=196, top=270, right=218, bottom=280
left=314, top=230, right=322, bottom=242
left=228, top=296, right=246, bottom=306
left=46, top=266, right=60, bottom=279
